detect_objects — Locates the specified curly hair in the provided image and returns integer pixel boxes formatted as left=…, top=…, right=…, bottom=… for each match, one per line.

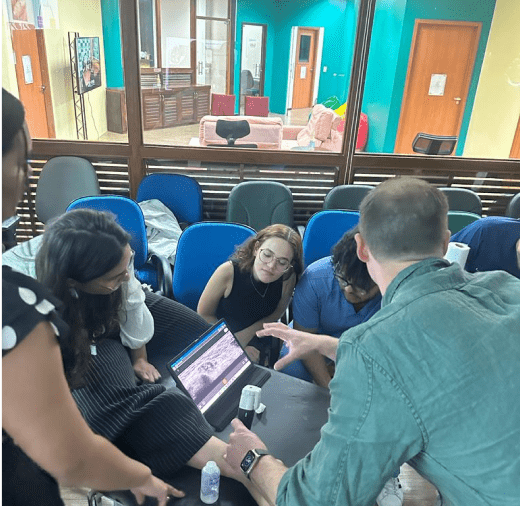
left=331, top=225, right=374, bottom=292
left=231, top=224, right=303, bottom=280
left=36, top=209, right=131, bottom=388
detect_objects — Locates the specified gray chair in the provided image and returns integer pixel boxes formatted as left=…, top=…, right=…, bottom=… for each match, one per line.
left=35, top=156, right=100, bottom=223
left=323, top=184, right=375, bottom=211
left=506, top=193, right=520, bottom=218
left=226, top=180, right=294, bottom=232
left=240, top=69, right=259, bottom=96
left=439, top=187, right=482, bottom=215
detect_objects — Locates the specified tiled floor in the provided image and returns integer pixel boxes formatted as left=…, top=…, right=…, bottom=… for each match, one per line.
left=61, top=463, right=439, bottom=505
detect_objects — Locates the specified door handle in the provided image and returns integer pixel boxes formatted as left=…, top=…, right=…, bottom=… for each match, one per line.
left=41, top=85, right=46, bottom=92
left=197, top=61, right=203, bottom=75
left=454, top=97, right=461, bottom=104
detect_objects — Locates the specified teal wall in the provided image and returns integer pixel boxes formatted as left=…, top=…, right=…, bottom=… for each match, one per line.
left=100, top=0, right=124, bottom=88
left=361, top=0, right=407, bottom=153
left=236, top=0, right=356, bottom=114
left=380, top=0, right=496, bottom=154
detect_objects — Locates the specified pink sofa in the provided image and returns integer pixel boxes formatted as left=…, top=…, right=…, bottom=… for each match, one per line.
left=199, top=115, right=283, bottom=149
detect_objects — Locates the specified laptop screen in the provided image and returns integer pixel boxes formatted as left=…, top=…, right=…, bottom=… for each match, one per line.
left=168, top=319, right=252, bottom=413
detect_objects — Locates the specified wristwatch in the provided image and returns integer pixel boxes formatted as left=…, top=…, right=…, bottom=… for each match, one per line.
left=240, top=448, right=269, bottom=479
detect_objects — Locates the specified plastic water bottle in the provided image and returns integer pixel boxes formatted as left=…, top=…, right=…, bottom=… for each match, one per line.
left=200, top=460, right=220, bottom=504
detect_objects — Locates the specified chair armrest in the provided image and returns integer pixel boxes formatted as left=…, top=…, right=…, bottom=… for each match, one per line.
left=282, top=125, right=304, bottom=140
left=149, top=253, right=173, bottom=299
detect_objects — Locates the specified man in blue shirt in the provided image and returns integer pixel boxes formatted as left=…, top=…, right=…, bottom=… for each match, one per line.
left=450, top=216, right=520, bottom=278
left=284, top=226, right=381, bottom=387
left=225, top=177, right=520, bottom=506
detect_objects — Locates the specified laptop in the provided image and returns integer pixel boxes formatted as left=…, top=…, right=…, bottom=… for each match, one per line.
left=167, top=319, right=271, bottom=431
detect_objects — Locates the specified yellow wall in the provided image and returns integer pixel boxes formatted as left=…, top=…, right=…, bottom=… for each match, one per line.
left=43, top=0, right=107, bottom=140
left=463, top=0, right=520, bottom=158
left=2, top=2, right=20, bottom=96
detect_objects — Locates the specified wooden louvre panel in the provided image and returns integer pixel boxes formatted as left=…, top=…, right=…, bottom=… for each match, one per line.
left=143, top=160, right=339, bottom=226
left=350, top=159, right=520, bottom=217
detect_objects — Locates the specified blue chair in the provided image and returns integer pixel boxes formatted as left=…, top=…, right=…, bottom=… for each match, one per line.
left=323, top=184, right=374, bottom=211
left=440, top=187, right=482, bottom=215
left=66, top=195, right=172, bottom=297
left=448, top=211, right=480, bottom=234
left=302, top=210, right=360, bottom=268
left=136, top=173, right=203, bottom=227
left=173, top=222, right=256, bottom=311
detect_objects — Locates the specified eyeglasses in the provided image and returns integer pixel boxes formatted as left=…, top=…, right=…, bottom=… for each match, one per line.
left=333, top=263, right=372, bottom=295
left=258, top=248, right=292, bottom=271
left=92, top=250, right=135, bottom=292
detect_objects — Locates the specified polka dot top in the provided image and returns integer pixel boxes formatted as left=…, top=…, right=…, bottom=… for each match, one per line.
left=2, top=266, right=68, bottom=356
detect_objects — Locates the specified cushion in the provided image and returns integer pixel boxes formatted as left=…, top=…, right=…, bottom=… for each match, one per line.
left=297, top=104, right=343, bottom=150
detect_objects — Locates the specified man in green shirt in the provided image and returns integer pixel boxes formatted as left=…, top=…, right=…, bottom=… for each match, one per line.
left=225, top=177, right=520, bottom=506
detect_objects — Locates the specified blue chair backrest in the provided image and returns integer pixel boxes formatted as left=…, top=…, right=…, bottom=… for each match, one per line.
left=66, top=195, right=148, bottom=268
left=173, top=222, right=256, bottom=310
left=447, top=211, right=480, bottom=234
left=136, top=173, right=203, bottom=225
left=302, top=210, right=360, bottom=268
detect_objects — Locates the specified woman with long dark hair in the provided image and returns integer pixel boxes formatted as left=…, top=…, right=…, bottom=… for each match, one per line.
left=35, top=208, right=266, bottom=503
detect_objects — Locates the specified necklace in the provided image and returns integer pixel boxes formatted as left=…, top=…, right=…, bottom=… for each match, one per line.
left=250, top=272, right=269, bottom=298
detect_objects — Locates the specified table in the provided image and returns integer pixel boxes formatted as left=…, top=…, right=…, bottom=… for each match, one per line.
left=98, top=368, right=330, bottom=506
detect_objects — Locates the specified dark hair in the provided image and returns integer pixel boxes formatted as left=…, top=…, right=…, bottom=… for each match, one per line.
left=232, top=224, right=304, bottom=279
left=36, top=209, right=131, bottom=387
left=2, top=89, right=25, bottom=156
left=331, top=225, right=374, bottom=292
left=359, top=177, right=449, bottom=261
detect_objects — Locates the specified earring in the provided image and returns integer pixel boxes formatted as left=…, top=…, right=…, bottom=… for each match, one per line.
left=69, top=287, right=79, bottom=299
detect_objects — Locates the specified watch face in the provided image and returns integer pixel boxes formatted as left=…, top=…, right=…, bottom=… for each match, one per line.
left=240, top=450, right=256, bottom=473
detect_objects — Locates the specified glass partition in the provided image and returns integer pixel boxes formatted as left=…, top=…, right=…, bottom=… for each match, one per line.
left=361, top=0, right=520, bottom=160
left=2, top=0, right=128, bottom=143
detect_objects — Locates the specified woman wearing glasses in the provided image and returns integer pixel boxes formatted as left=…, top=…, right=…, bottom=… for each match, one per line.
left=198, top=224, right=303, bottom=363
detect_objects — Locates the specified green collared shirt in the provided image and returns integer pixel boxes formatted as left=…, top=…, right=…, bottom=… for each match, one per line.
left=278, top=259, right=520, bottom=506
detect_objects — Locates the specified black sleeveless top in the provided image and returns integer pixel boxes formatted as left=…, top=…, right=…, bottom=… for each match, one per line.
left=216, top=262, right=283, bottom=333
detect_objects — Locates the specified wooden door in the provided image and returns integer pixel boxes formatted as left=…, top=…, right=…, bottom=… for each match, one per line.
left=11, top=28, right=54, bottom=138
left=395, top=20, right=481, bottom=154
left=510, top=115, right=520, bottom=159
left=291, top=27, right=318, bottom=109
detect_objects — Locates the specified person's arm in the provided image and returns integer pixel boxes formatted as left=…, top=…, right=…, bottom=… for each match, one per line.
left=224, top=419, right=286, bottom=506
left=197, top=261, right=233, bottom=324
left=130, top=345, right=161, bottom=383
left=257, top=322, right=338, bottom=371
left=227, top=340, right=424, bottom=506
left=293, top=321, right=333, bottom=388
left=119, top=263, right=154, bottom=349
left=234, top=272, right=297, bottom=348
left=2, top=321, right=181, bottom=504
